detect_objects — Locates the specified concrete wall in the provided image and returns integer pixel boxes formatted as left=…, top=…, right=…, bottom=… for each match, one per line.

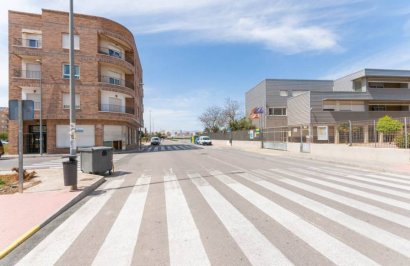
left=213, top=139, right=410, bottom=168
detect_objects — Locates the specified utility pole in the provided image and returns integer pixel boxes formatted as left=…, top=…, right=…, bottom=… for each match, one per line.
left=149, top=110, right=152, bottom=134
left=68, top=0, right=77, bottom=190
left=36, top=59, right=43, bottom=155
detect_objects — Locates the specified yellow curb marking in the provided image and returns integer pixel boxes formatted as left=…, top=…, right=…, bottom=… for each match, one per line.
left=0, top=225, right=40, bottom=259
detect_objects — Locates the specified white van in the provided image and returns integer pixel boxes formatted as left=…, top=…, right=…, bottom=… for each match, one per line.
left=198, top=136, right=212, bottom=145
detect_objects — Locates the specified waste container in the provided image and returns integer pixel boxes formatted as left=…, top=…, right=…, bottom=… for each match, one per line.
left=79, top=147, right=113, bottom=174
left=63, top=157, right=78, bottom=186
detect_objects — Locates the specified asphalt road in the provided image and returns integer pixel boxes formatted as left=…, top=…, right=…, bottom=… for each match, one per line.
left=3, top=141, right=410, bottom=265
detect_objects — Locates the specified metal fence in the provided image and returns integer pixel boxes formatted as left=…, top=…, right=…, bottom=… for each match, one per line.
left=208, top=130, right=260, bottom=141
left=208, top=116, right=410, bottom=151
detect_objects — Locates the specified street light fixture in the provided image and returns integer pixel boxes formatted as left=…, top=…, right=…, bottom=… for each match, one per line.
left=35, top=59, right=43, bottom=155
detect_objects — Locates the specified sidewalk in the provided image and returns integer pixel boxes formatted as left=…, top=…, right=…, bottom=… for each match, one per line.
left=0, top=168, right=105, bottom=258
left=213, top=141, right=410, bottom=175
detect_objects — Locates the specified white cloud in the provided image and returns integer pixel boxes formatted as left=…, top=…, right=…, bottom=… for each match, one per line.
left=322, top=41, right=410, bottom=80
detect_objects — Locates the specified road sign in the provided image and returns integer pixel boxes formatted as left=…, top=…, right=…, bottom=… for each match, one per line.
left=75, top=128, right=84, bottom=133
left=9, top=100, right=34, bottom=121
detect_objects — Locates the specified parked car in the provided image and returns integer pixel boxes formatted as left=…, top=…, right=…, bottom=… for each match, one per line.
left=0, top=140, right=4, bottom=158
left=151, top=137, right=161, bottom=145
left=198, top=136, right=212, bottom=145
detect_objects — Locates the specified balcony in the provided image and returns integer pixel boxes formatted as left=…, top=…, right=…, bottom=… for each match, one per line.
left=13, top=69, right=41, bottom=79
left=14, top=38, right=42, bottom=48
left=100, top=104, right=134, bottom=114
left=98, top=46, right=134, bottom=65
left=100, top=75, right=134, bottom=90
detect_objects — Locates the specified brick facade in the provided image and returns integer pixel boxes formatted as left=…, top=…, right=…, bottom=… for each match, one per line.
left=8, top=9, right=143, bottom=154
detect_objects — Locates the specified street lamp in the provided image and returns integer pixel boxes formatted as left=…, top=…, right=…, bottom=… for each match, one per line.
left=35, top=59, right=43, bottom=155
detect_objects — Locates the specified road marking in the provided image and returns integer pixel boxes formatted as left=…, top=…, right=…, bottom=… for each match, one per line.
left=245, top=171, right=410, bottom=258
left=164, top=174, right=210, bottom=266
left=310, top=167, right=410, bottom=189
left=92, top=176, right=151, bottom=266
left=17, top=179, right=124, bottom=266
left=365, top=173, right=410, bottom=184
left=210, top=171, right=379, bottom=266
left=293, top=168, right=410, bottom=201
left=271, top=168, right=410, bottom=211
left=188, top=173, right=292, bottom=266
left=251, top=171, right=410, bottom=229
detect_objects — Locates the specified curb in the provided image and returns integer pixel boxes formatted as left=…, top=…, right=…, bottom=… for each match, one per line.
left=0, top=177, right=106, bottom=259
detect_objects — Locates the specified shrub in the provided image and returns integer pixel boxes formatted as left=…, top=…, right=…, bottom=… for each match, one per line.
left=394, top=134, right=410, bottom=148
left=376, top=116, right=403, bottom=134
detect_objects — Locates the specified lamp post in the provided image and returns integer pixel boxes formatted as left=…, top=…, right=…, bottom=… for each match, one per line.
left=35, top=59, right=43, bottom=155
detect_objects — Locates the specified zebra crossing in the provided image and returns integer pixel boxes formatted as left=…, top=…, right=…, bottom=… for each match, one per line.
left=23, top=154, right=126, bottom=170
left=16, top=165, right=410, bottom=265
left=140, top=144, right=201, bottom=153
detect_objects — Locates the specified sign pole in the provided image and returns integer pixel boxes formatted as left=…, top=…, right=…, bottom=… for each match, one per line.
left=69, top=0, right=77, bottom=190
left=18, top=100, right=24, bottom=193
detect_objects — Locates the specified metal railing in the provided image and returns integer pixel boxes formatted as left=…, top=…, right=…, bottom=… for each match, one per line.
left=99, top=75, right=134, bottom=90
left=98, top=46, right=134, bottom=65
left=13, top=69, right=41, bottom=79
left=98, top=46, right=124, bottom=59
left=14, top=38, right=42, bottom=48
left=100, top=104, right=134, bottom=114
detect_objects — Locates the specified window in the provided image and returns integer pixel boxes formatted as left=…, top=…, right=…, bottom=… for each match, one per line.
left=26, top=93, right=41, bottom=110
left=292, top=91, right=306, bottom=97
left=323, top=100, right=337, bottom=111
left=369, top=105, right=386, bottom=111
left=62, top=34, right=80, bottom=50
left=63, top=93, right=80, bottom=109
left=63, top=64, right=80, bottom=79
left=109, top=77, right=121, bottom=85
left=108, top=48, right=122, bottom=58
left=28, top=39, right=39, bottom=48
left=268, top=107, right=286, bottom=116
left=279, top=90, right=288, bottom=97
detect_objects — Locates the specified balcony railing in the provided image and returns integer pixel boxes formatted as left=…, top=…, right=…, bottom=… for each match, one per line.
left=14, top=38, right=42, bottom=48
left=98, top=46, right=134, bottom=65
left=14, top=69, right=41, bottom=79
left=100, top=104, right=134, bottom=114
left=100, top=75, right=134, bottom=90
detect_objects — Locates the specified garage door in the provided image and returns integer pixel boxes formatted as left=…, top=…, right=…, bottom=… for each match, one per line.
left=104, top=125, right=123, bottom=141
left=56, top=125, right=95, bottom=148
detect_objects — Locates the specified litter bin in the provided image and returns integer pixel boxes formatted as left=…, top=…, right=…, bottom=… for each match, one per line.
left=63, top=157, right=77, bottom=186
left=79, top=147, right=113, bottom=174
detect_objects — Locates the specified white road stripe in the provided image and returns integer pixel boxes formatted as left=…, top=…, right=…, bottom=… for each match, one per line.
left=164, top=174, right=210, bottom=266
left=17, top=179, right=124, bottom=266
left=365, top=174, right=410, bottom=185
left=188, top=173, right=292, bottom=266
left=210, top=171, right=378, bottom=266
left=311, top=167, right=410, bottom=189
left=293, top=168, right=410, bottom=200
left=255, top=172, right=410, bottom=229
left=92, top=176, right=151, bottom=266
left=271, top=168, right=410, bottom=211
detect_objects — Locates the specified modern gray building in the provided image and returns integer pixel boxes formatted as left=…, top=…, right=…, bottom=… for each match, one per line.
left=246, top=69, right=410, bottom=143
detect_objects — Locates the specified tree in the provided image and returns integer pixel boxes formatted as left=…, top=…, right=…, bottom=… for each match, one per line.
left=222, top=98, right=240, bottom=127
left=199, top=106, right=224, bottom=133
left=229, top=117, right=255, bottom=131
left=376, top=116, right=403, bottom=134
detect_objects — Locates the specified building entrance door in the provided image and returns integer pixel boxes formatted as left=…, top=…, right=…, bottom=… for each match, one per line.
left=26, top=125, right=47, bottom=154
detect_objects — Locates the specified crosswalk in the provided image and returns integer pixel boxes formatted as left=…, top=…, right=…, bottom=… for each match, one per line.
left=23, top=154, right=126, bottom=170
left=16, top=165, right=410, bottom=265
left=139, top=144, right=201, bottom=153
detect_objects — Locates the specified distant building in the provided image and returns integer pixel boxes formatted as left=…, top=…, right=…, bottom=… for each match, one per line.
left=8, top=9, right=143, bottom=154
left=246, top=69, right=410, bottom=143
left=0, top=107, right=8, bottom=134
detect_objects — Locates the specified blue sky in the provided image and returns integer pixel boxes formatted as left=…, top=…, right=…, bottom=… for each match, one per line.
left=1, top=0, right=410, bottom=131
